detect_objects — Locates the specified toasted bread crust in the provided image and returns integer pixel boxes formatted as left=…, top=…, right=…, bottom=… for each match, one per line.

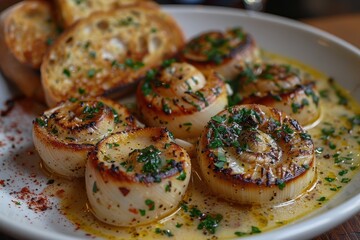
left=0, top=1, right=49, bottom=101
left=54, top=0, right=158, bottom=27
left=1, top=0, right=58, bottom=69
left=41, top=6, right=184, bottom=107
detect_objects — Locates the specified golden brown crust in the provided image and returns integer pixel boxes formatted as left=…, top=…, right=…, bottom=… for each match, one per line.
left=197, top=104, right=316, bottom=204
left=54, top=0, right=159, bottom=27
left=85, top=126, right=191, bottom=227
left=179, top=27, right=260, bottom=80
left=41, top=6, right=185, bottom=107
left=0, top=3, right=46, bottom=101
left=32, top=97, right=140, bottom=178
left=89, top=127, right=188, bottom=183
left=1, top=0, right=58, bottom=69
left=233, top=64, right=321, bottom=128
left=137, top=66, right=225, bottom=116
left=136, top=62, right=228, bottom=139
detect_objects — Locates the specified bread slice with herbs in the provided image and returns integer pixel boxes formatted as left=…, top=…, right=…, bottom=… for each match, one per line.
left=0, top=0, right=59, bottom=69
left=54, top=0, right=158, bottom=28
left=41, top=6, right=185, bottom=107
left=0, top=0, right=59, bottom=102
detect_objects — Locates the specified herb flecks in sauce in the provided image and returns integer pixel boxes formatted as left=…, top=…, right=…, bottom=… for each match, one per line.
left=39, top=51, right=360, bottom=239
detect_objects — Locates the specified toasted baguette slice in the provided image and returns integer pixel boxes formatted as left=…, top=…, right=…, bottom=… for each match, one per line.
left=0, top=47, right=44, bottom=102
left=0, top=0, right=59, bottom=69
left=41, top=6, right=184, bottom=107
left=54, top=0, right=158, bottom=28
left=0, top=0, right=55, bottom=102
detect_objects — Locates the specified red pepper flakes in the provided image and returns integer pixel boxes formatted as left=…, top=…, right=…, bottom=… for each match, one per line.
left=10, top=122, right=18, bottom=128
left=74, top=223, right=81, bottom=231
left=129, top=208, right=138, bottom=214
left=0, top=179, right=5, bottom=187
left=11, top=186, right=52, bottom=213
left=119, top=187, right=130, bottom=196
left=7, top=136, right=15, bottom=141
left=56, top=189, right=65, bottom=198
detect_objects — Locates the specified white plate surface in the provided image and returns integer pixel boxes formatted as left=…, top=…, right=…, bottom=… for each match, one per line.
left=0, top=5, right=359, bottom=240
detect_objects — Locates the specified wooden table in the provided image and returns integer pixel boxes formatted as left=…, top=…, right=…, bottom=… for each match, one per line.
left=303, top=14, right=360, bottom=49
left=0, top=2, right=359, bottom=239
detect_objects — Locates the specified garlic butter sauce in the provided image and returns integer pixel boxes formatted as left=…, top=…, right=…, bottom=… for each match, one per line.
left=46, top=51, right=360, bottom=239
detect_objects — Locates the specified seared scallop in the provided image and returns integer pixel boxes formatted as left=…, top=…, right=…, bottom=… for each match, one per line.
left=197, top=104, right=316, bottom=204
left=32, top=97, right=140, bottom=178
left=179, top=27, right=260, bottom=80
left=86, top=127, right=191, bottom=227
left=230, top=63, right=321, bottom=129
left=137, top=61, right=228, bottom=139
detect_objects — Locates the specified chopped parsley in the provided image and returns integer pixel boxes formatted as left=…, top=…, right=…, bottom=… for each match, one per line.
left=175, top=223, right=183, bottom=228
left=197, top=214, right=223, bottom=234
left=89, top=51, right=96, bottom=58
left=63, top=68, right=71, bottom=77
left=78, top=88, right=86, bottom=95
left=165, top=181, right=171, bottom=192
left=154, top=228, right=174, bottom=237
left=291, top=102, right=301, bottom=113
left=300, top=133, right=312, bottom=140
left=35, top=118, right=46, bottom=127
left=124, top=58, right=144, bottom=70
left=276, top=179, right=286, bottom=190
left=338, top=170, right=348, bottom=176
left=46, top=38, right=54, bottom=45
left=341, top=178, right=351, bottom=183
left=139, top=209, right=146, bottom=216
left=118, top=17, right=136, bottom=26
left=134, top=145, right=162, bottom=174
left=317, top=196, right=326, bottom=201
left=92, top=181, right=99, bottom=193
left=176, top=171, right=186, bottom=181
left=162, top=102, right=172, bottom=115
left=325, top=177, right=335, bottom=182
left=162, top=58, right=176, bottom=68
left=145, top=199, right=155, bottom=210
left=211, top=115, right=226, bottom=123
left=87, top=68, right=96, bottom=78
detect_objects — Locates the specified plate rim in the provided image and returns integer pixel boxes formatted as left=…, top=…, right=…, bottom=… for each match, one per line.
left=163, top=4, right=360, bottom=57
left=0, top=5, right=359, bottom=240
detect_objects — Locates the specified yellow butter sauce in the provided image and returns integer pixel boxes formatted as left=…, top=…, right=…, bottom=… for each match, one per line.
left=43, top=51, right=360, bottom=239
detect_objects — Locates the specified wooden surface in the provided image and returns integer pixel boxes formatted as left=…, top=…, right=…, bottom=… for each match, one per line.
left=312, top=213, right=360, bottom=240
left=0, top=1, right=359, bottom=239
left=303, top=14, right=360, bottom=49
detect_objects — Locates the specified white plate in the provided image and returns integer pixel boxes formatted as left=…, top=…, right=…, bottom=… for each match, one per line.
left=0, top=5, right=360, bottom=240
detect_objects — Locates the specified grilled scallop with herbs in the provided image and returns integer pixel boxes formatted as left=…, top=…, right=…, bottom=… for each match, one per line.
left=179, top=27, right=260, bottom=80
left=197, top=104, right=316, bottom=205
left=32, top=98, right=139, bottom=178
left=86, top=127, right=191, bottom=227
left=136, top=61, right=228, bottom=139
left=229, top=64, right=321, bottom=129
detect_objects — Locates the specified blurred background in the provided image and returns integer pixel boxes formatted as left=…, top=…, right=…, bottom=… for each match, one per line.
left=1, top=0, right=360, bottom=20
left=154, top=0, right=360, bottom=48
left=156, top=0, right=360, bottom=19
